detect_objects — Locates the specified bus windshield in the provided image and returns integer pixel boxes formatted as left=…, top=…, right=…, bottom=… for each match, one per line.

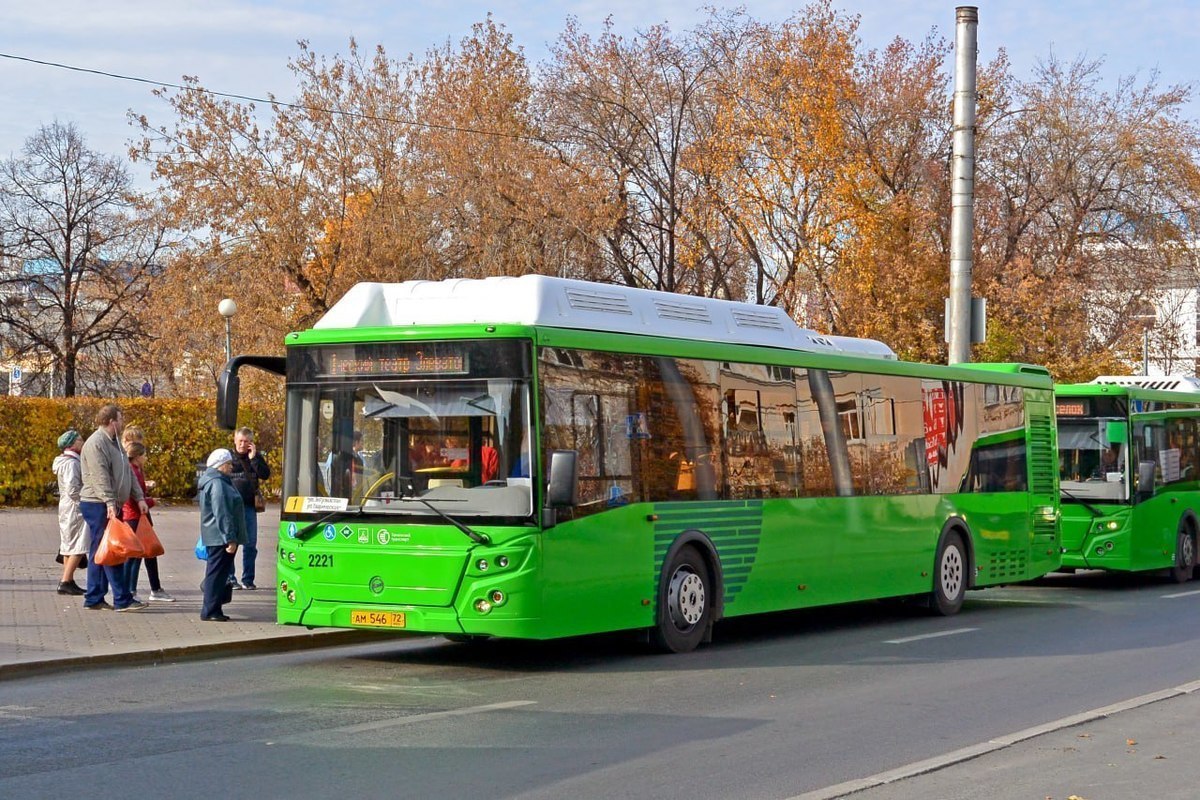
left=1058, top=417, right=1128, bottom=502
left=282, top=345, right=534, bottom=519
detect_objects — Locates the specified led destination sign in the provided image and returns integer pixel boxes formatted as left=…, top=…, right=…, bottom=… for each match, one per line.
left=321, top=348, right=469, bottom=378
left=1055, top=401, right=1088, bottom=417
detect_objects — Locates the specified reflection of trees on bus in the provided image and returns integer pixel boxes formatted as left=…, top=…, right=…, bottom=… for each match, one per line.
left=540, top=348, right=1032, bottom=513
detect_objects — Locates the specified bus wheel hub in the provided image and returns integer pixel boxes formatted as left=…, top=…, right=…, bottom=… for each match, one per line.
left=668, top=568, right=705, bottom=629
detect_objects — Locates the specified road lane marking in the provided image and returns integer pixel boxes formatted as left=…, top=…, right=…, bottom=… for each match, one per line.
left=1162, top=589, right=1200, bottom=598
left=0, top=705, right=38, bottom=720
left=288, top=700, right=537, bottom=739
left=788, top=678, right=1200, bottom=800
left=973, top=597, right=1058, bottom=604
left=884, top=627, right=978, bottom=644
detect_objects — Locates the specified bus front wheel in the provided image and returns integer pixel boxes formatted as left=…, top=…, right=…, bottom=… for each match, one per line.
left=930, top=532, right=967, bottom=616
left=1171, top=528, right=1195, bottom=584
left=653, top=547, right=712, bottom=653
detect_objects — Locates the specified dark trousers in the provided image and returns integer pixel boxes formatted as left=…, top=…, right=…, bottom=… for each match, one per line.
left=80, top=501, right=133, bottom=609
left=127, top=516, right=162, bottom=594
left=201, top=546, right=236, bottom=619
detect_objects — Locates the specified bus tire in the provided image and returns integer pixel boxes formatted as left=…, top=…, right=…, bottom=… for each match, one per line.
left=653, top=547, right=712, bottom=653
left=930, top=532, right=967, bottom=616
left=1171, top=527, right=1195, bottom=584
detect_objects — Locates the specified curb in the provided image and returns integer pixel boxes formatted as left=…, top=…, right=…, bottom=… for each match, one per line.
left=790, top=677, right=1200, bottom=800
left=0, top=629, right=416, bottom=682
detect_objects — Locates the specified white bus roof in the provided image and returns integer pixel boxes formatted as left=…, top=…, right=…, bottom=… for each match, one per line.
left=1090, top=376, right=1200, bottom=392
left=314, top=275, right=897, bottom=360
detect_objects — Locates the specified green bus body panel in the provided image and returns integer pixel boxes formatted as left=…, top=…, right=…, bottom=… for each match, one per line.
left=1060, top=504, right=1172, bottom=572
left=1057, top=383, right=1200, bottom=573
left=276, top=324, right=1058, bottom=640
left=274, top=491, right=1054, bottom=640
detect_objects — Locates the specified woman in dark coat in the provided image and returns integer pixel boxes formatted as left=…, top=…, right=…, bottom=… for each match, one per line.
left=197, top=449, right=248, bottom=621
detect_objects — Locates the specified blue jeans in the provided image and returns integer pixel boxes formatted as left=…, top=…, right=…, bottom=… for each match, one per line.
left=237, top=506, right=258, bottom=586
left=125, top=558, right=142, bottom=596
left=80, top=502, right=133, bottom=609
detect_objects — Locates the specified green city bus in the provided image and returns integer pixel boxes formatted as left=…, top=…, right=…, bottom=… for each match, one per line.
left=1056, top=378, right=1200, bottom=582
left=218, top=276, right=1060, bottom=651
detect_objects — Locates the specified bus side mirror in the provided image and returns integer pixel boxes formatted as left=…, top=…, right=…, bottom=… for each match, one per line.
left=216, top=367, right=240, bottom=431
left=1105, top=421, right=1127, bottom=445
left=1136, top=460, right=1157, bottom=501
left=546, top=450, right=579, bottom=508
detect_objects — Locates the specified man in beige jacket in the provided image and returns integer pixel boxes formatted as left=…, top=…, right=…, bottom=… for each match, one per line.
left=79, top=403, right=148, bottom=611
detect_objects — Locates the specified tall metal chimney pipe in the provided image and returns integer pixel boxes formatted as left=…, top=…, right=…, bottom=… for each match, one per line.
left=947, top=6, right=978, bottom=364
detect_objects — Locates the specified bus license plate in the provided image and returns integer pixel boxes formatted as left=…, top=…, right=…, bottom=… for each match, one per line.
left=350, top=610, right=406, bottom=628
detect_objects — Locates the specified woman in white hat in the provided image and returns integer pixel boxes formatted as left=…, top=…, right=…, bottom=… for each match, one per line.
left=196, top=448, right=248, bottom=621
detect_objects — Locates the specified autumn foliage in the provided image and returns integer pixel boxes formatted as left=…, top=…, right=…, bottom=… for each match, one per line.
left=0, top=397, right=283, bottom=506
left=124, top=3, right=1200, bottom=387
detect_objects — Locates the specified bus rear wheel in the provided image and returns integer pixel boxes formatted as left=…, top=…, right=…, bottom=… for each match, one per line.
left=653, top=548, right=712, bottom=653
left=1171, top=528, right=1195, bottom=584
left=930, top=532, right=967, bottom=616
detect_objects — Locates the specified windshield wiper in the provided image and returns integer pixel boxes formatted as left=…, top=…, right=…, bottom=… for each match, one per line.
left=1060, top=486, right=1104, bottom=518
left=396, top=496, right=490, bottom=544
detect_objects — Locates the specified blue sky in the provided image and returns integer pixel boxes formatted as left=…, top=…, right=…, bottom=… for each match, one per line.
left=1, top=0, right=1197, bottom=185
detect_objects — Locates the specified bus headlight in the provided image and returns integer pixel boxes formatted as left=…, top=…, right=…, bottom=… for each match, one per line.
left=497, top=555, right=509, bottom=568
left=476, top=559, right=489, bottom=571
left=474, top=599, right=492, bottom=614
left=490, top=590, right=506, bottom=605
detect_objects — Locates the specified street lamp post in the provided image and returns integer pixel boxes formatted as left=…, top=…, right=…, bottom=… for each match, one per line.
left=218, top=298, right=237, bottom=363
left=1143, top=328, right=1150, bottom=376
left=1133, top=310, right=1156, bottom=377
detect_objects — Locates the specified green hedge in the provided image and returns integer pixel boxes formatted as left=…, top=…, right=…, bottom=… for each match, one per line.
left=0, top=397, right=284, bottom=506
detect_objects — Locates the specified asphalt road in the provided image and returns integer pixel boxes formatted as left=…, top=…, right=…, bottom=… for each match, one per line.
left=2, top=570, right=1199, bottom=800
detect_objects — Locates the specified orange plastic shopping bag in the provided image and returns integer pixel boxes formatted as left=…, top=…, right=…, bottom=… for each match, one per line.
left=94, top=517, right=146, bottom=566
left=134, top=517, right=165, bottom=558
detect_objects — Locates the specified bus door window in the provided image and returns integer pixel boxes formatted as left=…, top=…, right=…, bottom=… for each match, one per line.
left=317, top=389, right=359, bottom=500
left=539, top=348, right=639, bottom=515
left=1134, top=420, right=1166, bottom=496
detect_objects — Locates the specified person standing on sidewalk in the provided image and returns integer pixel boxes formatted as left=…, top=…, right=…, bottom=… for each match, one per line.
left=121, top=429, right=175, bottom=604
left=121, top=440, right=175, bottom=603
left=79, top=403, right=148, bottom=612
left=197, top=448, right=247, bottom=621
left=51, top=429, right=87, bottom=595
left=228, top=427, right=270, bottom=590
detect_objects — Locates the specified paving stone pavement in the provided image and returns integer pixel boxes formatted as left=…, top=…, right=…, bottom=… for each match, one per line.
left=0, top=503, right=385, bottom=678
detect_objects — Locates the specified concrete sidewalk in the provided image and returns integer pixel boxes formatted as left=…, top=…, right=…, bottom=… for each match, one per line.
left=0, top=504, right=391, bottom=679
